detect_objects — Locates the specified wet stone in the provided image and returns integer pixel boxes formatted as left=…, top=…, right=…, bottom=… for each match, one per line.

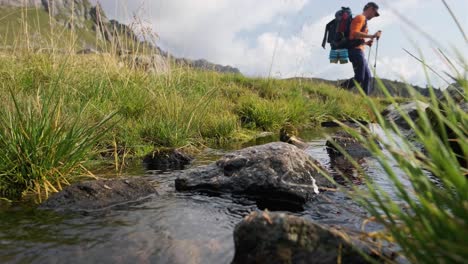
left=232, top=211, right=396, bottom=264
left=143, top=148, right=193, bottom=171
left=175, top=142, right=334, bottom=210
left=279, top=124, right=309, bottom=150
left=325, top=131, right=372, bottom=183
left=382, top=101, right=429, bottom=130
left=325, top=130, right=372, bottom=159
left=40, top=178, right=157, bottom=212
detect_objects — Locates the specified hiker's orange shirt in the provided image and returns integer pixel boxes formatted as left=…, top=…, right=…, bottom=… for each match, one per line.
left=349, top=15, right=368, bottom=51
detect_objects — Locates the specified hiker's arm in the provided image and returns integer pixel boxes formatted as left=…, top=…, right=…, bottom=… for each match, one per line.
left=353, top=31, right=380, bottom=39
left=350, top=16, right=381, bottom=40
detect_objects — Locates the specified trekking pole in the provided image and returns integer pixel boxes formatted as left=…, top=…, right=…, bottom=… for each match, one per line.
left=367, top=43, right=372, bottom=62
left=372, top=37, right=380, bottom=92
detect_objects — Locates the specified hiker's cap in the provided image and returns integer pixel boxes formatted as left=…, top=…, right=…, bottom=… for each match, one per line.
left=365, top=2, right=380, bottom=17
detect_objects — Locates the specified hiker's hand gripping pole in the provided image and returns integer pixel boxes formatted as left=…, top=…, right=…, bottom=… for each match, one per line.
left=373, top=30, right=382, bottom=40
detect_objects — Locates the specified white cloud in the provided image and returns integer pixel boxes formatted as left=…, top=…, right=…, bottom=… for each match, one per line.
left=149, top=0, right=308, bottom=59
left=97, top=0, right=465, bottom=87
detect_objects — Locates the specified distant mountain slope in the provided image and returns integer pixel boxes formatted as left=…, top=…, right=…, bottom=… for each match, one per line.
left=0, top=0, right=240, bottom=74
left=0, top=1, right=134, bottom=50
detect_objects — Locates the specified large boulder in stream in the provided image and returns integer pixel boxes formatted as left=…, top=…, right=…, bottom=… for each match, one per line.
left=232, top=211, right=395, bottom=264
left=40, top=178, right=157, bottom=211
left=175, top=142, right=333, bottom=209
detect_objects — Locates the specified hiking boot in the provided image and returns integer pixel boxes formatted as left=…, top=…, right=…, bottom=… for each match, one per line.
left=339, top=78, right=355, bottom=89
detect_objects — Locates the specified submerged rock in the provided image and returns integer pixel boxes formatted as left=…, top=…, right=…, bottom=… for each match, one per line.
left=325, top=131, right=373, bottom=182
left=40, top=178, right=157, bottom=211
left=321, top=120, right=369, bottom=128
left=232, top=211, right=394, bottom=264
left=279, top=124, right=309, bottom=149
left=143, top=148, right=193, bottom=171
left=325, top=131, right=372, bottom=159
left=280, top=126, right=368, bottom=183
left=175, top=142, right=332, bottom=209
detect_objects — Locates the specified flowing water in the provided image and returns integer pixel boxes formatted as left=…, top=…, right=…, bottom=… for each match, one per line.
left=0, top=127, right=407, bottom=264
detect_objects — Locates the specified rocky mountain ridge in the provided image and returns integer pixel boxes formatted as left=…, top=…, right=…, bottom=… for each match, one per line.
left=0, top=0, right=92, bottom=24
left=0, top=0, right=241, bottom=74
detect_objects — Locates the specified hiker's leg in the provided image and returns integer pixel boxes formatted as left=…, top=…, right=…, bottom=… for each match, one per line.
left=363, top=57, right=371, bottom=95
left=349, top=49, right=365, bottom=90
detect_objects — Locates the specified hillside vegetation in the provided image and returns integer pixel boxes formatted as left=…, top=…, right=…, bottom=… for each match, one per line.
left=0, top=2, right=155, bottom=52
left=0, top=51, right=380, bottom=199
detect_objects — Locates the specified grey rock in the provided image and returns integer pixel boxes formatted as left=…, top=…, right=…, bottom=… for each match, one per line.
left=461, top=101, right=468, bottom=112
left=232, top=211, right=394, bottom=264
left=1, top=0, right=94, bottom=29
left=279, top=124, right=309, bottom=150
left=121, top=54, right=170, bottom=74
left=382, top=101, right=429, bottom=129
left=326, top=131, right=372, bottom=159
left=40, top=178, right=157, bottom=211
left=439, top=83, right=465, bottom=104
left=0, top=0, right=42, bottom=7
left=109, top=19, right=138, bottom=42
left=143, top=148, right=193, bottom=171
left=43, top=0, right=92, bottom=21
left=175, top=58, right=241, bottom=74
left=325, top=131, right=371, bottom=181
left=255, top=131, right=275, bottom=139
left=175, top=142, right=333, bottom=208
left=76, top=47, right=99, bottom=54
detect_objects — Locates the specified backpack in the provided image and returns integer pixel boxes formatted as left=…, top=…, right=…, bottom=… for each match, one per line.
left=322, top=7, right=366, bottom=50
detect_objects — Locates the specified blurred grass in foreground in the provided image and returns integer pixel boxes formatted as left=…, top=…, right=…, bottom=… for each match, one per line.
left=328, top=1, right=468, bottom=259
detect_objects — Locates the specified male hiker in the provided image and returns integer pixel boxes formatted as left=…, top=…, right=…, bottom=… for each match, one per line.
left=348, top=2, right=382, bottom=95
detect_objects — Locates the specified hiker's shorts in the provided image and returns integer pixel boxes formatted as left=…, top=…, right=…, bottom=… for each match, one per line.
left=329, top=49, right=349, bottom=64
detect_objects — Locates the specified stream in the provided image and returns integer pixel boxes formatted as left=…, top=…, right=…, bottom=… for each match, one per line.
left=0, top=127, right=407, bottom=264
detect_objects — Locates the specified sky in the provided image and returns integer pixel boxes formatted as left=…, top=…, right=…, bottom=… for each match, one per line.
left=93, top=0, right=467, bottom=87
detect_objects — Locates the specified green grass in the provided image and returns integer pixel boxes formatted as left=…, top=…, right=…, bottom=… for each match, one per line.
left=0, top=52, right=378, bottom=200
left=0, top=87, right=115, bottom=201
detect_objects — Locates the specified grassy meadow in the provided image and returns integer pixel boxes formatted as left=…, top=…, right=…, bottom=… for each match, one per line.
left=0, top=49, right=379, bottom=199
